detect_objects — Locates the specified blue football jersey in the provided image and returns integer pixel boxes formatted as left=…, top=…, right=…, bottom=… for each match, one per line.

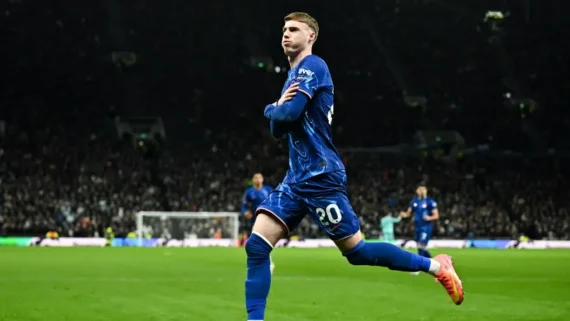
left=241, top=185, right=273, bottom=214
left=410, top=197, right=438, bottom=228
left=281, top=55, right=344, bottom=184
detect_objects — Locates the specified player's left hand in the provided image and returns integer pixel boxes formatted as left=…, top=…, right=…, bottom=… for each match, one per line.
left=277, top=83, right=299, bottom=106
left=422, top=215, right=431, bottom=221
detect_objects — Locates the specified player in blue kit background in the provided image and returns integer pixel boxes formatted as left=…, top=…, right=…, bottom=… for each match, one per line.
left=241, top=173, right=275, bottom=273
left=401, top=184, right=439, bottom=275
left=244, top=12, right=463, bottom=321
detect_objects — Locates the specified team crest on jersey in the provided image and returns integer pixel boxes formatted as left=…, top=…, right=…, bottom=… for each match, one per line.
left=422, top=204, right=427, bottom=208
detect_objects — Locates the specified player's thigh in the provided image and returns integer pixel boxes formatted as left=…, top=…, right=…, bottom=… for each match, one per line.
left=254, top=189, right=306, bottom=246
left=305, top=192, right=362, bottom=252
left=251, top=214, right=286, bottom=246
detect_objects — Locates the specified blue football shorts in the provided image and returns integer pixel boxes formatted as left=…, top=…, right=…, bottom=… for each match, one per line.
left=255, top=170, right=361, bottom=241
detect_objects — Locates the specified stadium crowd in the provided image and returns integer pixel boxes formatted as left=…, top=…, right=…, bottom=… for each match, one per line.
left=1, top=1, right=568, bottom=240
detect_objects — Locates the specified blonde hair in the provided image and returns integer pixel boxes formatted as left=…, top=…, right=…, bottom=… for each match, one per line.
left=284, top=12, right=319, bottom=42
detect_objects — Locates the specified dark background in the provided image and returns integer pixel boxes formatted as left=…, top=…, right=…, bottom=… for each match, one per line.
left=0, top=0, right=568, bottom=240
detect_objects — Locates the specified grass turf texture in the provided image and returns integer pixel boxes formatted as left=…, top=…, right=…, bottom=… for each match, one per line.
left=0, top=247, right=568, bottom=321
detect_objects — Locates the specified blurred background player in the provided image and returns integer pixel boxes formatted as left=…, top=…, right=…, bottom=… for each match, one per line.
left=104, top=226, right=114, bottom=247
left=241, top=173, right=275, bottom=273
left=401, top=184, right=439, bottom=275
left=380, top=212, right=402, bottom=243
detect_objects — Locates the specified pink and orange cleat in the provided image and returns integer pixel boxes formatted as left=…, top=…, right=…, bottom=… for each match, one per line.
left=433, top=254, right=464, bottom=305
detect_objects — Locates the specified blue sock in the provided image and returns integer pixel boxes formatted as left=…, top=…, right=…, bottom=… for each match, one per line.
left=343, top=240, right=431, bottom=272
left=245, top=233, right=273, bottom=321
left=418, top=248, right=432, bottom=258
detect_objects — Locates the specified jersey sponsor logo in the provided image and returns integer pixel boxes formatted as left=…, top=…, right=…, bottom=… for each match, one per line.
left=298, top=68, right=314, bottom=76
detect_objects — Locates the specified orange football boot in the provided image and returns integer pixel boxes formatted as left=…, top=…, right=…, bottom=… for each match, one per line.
left=433, top=254, right=464, bottom=305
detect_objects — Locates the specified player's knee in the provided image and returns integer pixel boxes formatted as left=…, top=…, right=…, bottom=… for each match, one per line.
left=245, top=232, right=273, bottom=259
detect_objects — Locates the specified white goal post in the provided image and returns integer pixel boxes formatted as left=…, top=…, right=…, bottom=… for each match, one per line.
left=136, top=211, right=240, bottom=247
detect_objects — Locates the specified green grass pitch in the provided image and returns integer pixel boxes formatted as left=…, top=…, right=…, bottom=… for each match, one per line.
left=0, top=247, right=568, bottom=321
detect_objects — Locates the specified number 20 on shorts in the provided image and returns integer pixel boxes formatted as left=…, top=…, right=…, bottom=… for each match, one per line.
left=316, top=203, right=342, bottom=226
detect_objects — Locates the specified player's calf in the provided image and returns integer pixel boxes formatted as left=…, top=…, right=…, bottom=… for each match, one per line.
left=336, top=233, right=463, bottom=305
left=336, top=232, right=441, bottom=275
left=245, top=213, right=286, bottom=321
left=245, top=232, right=273, bottom=320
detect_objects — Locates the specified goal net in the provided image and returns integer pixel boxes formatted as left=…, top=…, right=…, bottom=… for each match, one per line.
left=136, top=211, right=240, bottom=247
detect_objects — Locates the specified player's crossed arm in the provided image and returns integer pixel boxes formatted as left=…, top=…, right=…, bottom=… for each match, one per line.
left=278, top=83, right=299, bottom=106
left=264, top=83, right=309, bottom=122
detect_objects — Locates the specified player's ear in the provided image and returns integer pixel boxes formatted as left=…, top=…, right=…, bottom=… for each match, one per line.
left=308, top=32, right=316, bottom=44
